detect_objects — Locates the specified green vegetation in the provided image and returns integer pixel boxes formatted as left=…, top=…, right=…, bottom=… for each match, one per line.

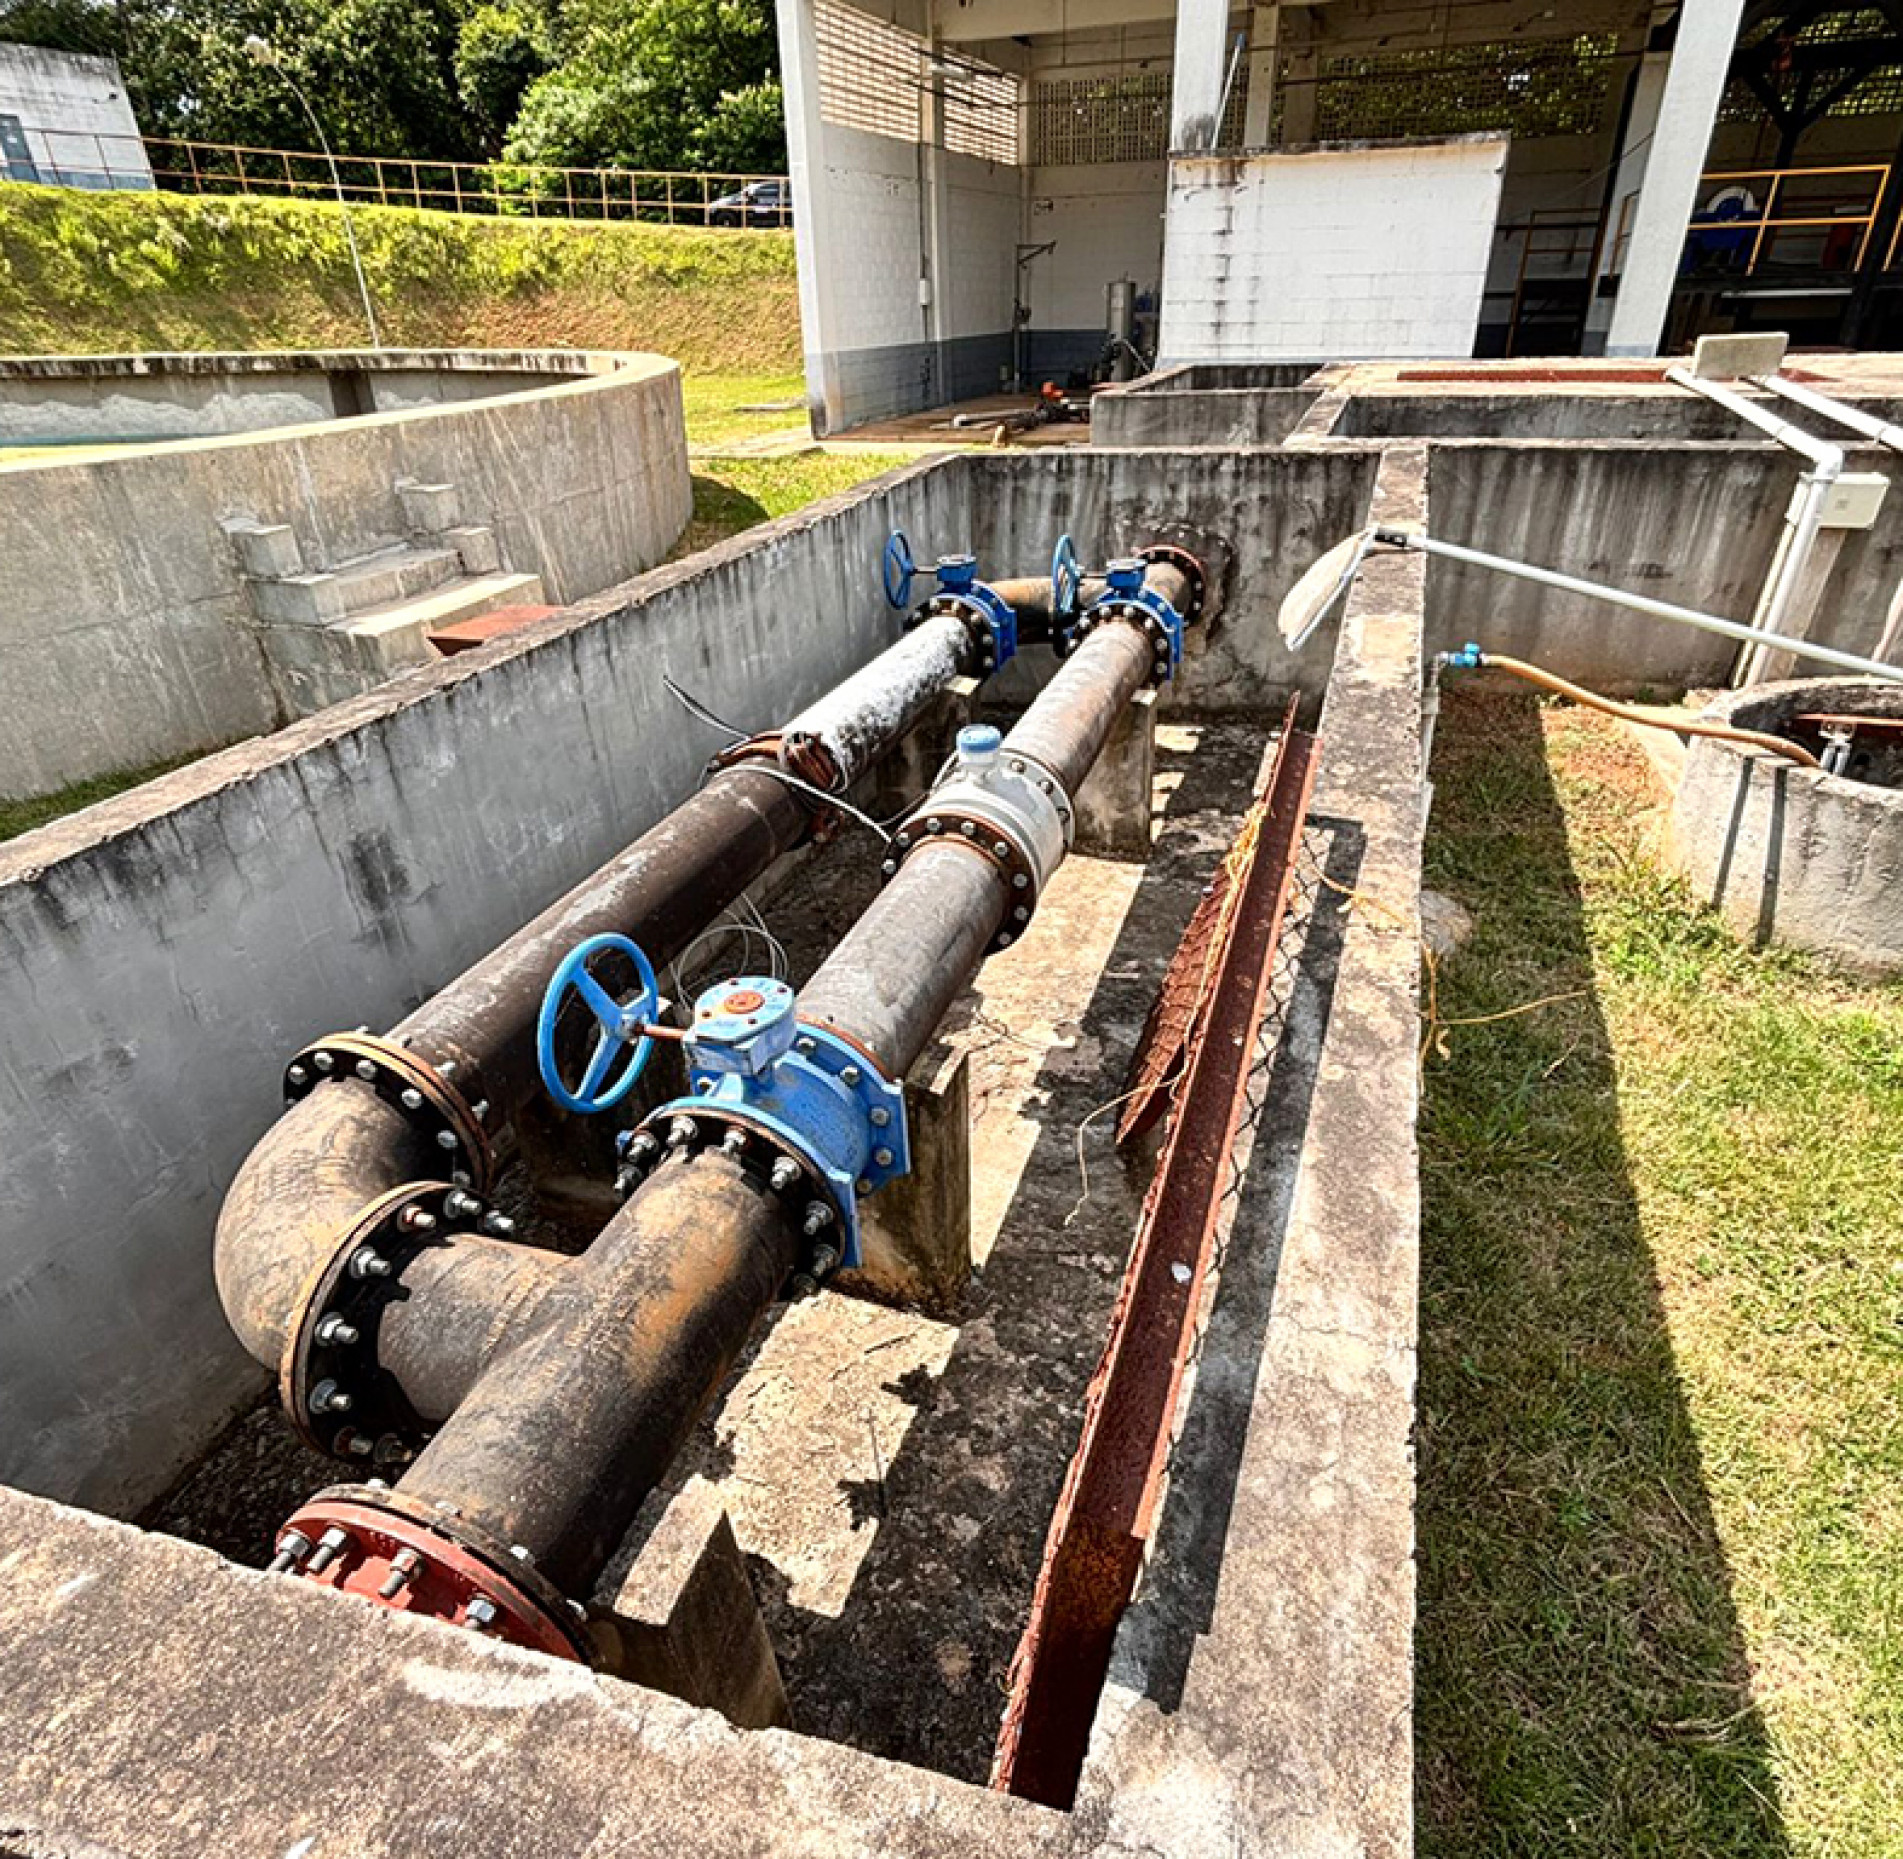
left=673, top=454, right=912, bottom=558
left=681, top=370, right=809, bottom=449
left=0, top=185, right=798, bottom=372
left=0, top=752, right=201, bottom=843
left=1417, top=682, right=1903, bottom=1858
left=3, top=0, right=783, bottom=172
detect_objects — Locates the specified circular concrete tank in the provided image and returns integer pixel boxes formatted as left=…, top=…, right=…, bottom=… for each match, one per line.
left=1670, top=677, right=1903, bottom=975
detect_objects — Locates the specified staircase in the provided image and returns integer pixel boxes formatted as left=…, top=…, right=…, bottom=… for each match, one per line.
left=226, top=480, right=545, bottom=716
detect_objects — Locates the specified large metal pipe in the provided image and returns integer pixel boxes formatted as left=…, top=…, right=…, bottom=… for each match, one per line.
left=396, top=1153, right=795, bottom=1590
left=376, top=615, right=1162, bottom=1596
left=217, top=624, right=991, bottom=1375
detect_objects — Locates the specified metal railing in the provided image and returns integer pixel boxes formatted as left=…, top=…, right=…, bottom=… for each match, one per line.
left=1, top=125, right=791, bottom=227
left=1610, top=162, right=1896, bottom=278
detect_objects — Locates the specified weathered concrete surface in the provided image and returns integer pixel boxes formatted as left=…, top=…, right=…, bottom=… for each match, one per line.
left=1337, top=388, right=1903, bottom=441
left=844, top=1041, right=973, bottom=1313
left=1423, top=439, right=1903, bottom=688
left=0, top=1485, right=1075, bottom=1859
left=596, top=1475, right=790, bottom=1730
left=0, top=348, right=617, bottom=440
left=1092, top=376, right=1320, bottom=448
left=0, top=349, right=691, bottom=795
left=1074, top=688, right=1157, bottom=860
left=1081, top=445, right=1426, bottom=1856
left=0, top=454, right=970, bottom=1514
left=1670, top=676, right=1903, bottom=974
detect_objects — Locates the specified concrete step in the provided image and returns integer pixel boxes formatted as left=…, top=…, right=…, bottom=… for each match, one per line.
left=326, top=543, right=467, bottom=614
left=339, top=571, right=548, bottom=662
left=259, top=572, right=545, bottom=718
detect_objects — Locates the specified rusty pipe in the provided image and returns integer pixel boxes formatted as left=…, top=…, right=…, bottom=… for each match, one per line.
left=348, top=603, right=1171, bottom=1601
left=395, top=1151, right=796, bottom=1591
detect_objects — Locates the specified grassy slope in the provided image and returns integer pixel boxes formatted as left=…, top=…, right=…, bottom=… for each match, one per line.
left=1417, top=682, right=1903, bottom=1858
left=0, top=184, right=800, bottom=372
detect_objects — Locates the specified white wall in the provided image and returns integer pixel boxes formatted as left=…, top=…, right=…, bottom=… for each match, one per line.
left=1160, top=136, right=1509, bottom=361
left=945, top=151, right=1018, bottom=340
left=0, top=44, right=152, bottom=188
left=1027, top=162, right=1166, bottom=330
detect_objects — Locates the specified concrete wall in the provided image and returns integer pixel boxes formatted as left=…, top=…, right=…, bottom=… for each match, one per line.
left=0, top=44, right=151, bottom=189
left=1340, top=390, right=1903, bottom=441
left=0, top=351, right=690, bottom=798
left=1422, top=438, right=1903, bottom=685
left=0, top=455, right=972, bottom=1516
left=1160, top=137, right=1510, bottom=362
left=0, top=350, right=600, bottom=443
left=1092, top=369, right=1321, bottom=446
left=1025, top=160, right=1166, bottom=377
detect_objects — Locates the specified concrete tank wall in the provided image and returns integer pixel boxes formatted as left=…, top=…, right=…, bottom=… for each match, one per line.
left=0, top=351, right=691, bottom=798
left=1671, top=678, right=1903, bottom=974
left=1422, top=439, right=1903, bottom=687
left=0, top=455, right=970, bottom=1517
left=0, top=350, right=608, bottom=442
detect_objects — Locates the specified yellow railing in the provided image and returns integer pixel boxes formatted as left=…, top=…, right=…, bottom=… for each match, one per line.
left=3, top=125, right=790, bottom=228
left=1610, top=163, right=1895, bottom=277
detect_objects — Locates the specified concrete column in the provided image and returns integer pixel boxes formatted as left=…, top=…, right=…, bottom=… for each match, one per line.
left=1243, top=3, right=1279, bottom=147
left=1279, top=4, right=1318, bottom=142
left=1582, top=22, right=1669, bottom=352
left=776, top=0, right=844, bottom=433
left=1171, top=0, right=1233, bottom=152
left=1604, top=0, right=1747, bottom=356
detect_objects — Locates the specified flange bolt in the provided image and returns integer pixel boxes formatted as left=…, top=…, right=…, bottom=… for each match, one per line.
left=377, top=1549, right=424, bottom=1600
left=349, top=1247, right=393, bottom=1280
left=400, top=1088, right=425, bottom=1111
left=398, top=1206, right=437, bottom=1235
left=267, top=1528, right=315, bottom=1575
left=770, top=1157, right=802, bottom=1194
left=287, top=1065, right=308, bottom=1088
left=480, top=1210, right=516, bottom=1238
left=435, top=1130, right=459, bottom=1152
left=802, top=1203, right=834, bottom=1237
left=444, top=1189, right=482, bottom=1220
left=306, top=1526, right=352, bottom=1575
left=315, top=1313, right=359, bottom=1347
left=356, top=1060, right=378, bottom=1082
left=310, top=1379, right=353, bottom=1416
left=465, top=1596, right=500, bottom=1632
left=667, top=1115, right=697, bottom=1148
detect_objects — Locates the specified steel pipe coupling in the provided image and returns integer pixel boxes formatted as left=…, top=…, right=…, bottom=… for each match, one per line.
left=881, top=724, right=1071, bottom=950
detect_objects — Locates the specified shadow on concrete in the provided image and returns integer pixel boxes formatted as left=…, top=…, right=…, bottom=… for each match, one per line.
left=1103, top=810, right=1361, bottom=1717
left=752, top=720, right=1265, bottom=1781
left=1414, top=685, right=1788, bottom=1857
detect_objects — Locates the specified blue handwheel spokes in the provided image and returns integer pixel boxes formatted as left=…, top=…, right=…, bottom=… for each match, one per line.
left=883, top=529, right=918, bottom=610
left=1051, top=532, right=1082, bottom=622
left=537, top=933, right=660, bottom=1114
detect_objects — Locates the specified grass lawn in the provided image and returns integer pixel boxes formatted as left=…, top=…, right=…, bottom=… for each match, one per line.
left=681, top=370, right=811, bottom=450
left=1416, top=681, right=1903, bottom=1857
left=0, top=753, right=204, bottom=844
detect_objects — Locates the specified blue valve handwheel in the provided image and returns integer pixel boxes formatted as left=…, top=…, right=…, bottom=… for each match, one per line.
left=537, top=933, right=660, bottom=1114
left=883, top=529, right=918, bottom=610
left=1051, top=532, right=1082, bottom=621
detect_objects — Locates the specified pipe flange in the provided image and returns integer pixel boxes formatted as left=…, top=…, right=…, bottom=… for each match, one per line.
left=913, top=591, right=1005, bottom=675
left=883, top=814, right=1040, bottom=952
left=270, top=1484, right=592, bottom=1663
left=279, top=1180, right=496, bottom=1463
left=617, top=1109, right=847, bottom=1291
left=1067, top=600, right=1178, bottom=687
left=283, top=1033, right=495, bottom=1193
left=1135, top=543, right=1208, bottom=626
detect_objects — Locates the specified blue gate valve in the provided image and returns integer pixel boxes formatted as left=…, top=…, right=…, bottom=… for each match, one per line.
left=536, top=933, right=662, bottom=1114
left=644, top=975, right=909, bottom=1271
left=919, top=552, right=1018, bottom=671
left=1077, top=556, right=1185, bottom=682
left=882, top=529, right=919, bottom=610
left=1051, top=532, right=1083, bottom=624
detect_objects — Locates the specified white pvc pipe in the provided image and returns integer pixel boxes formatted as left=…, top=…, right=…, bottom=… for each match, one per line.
left=1757, top=371, right=1903, bottom=451
left=1379, top=528, right=1903, bottom=685
left=1665, top=365, right=1844, bottom=674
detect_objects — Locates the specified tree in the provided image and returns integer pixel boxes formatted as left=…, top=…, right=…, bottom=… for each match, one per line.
left=455, top=2, right=555, bottom=151
left=504, top=0, right=784, bottom=174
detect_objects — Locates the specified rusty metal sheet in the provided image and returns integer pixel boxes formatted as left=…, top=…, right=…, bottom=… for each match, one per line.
left=1116, top=696, right=1303, bottom=1141
left=992, top=710, right=1319, bottom=1809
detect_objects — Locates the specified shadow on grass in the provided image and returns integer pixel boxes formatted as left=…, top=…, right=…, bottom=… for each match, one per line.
left=1415, top=684, right=1788, bottom=1857
left=666, top=473, right=772, bottom=560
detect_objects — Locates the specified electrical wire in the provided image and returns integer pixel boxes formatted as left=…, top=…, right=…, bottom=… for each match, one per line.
left=662, top=674, right=751, bottom=744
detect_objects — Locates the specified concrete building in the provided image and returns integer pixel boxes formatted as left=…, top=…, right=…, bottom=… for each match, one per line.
left=777, top=0, right=1903, bottom=432
left=0, top=43, right=153, bottom=190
